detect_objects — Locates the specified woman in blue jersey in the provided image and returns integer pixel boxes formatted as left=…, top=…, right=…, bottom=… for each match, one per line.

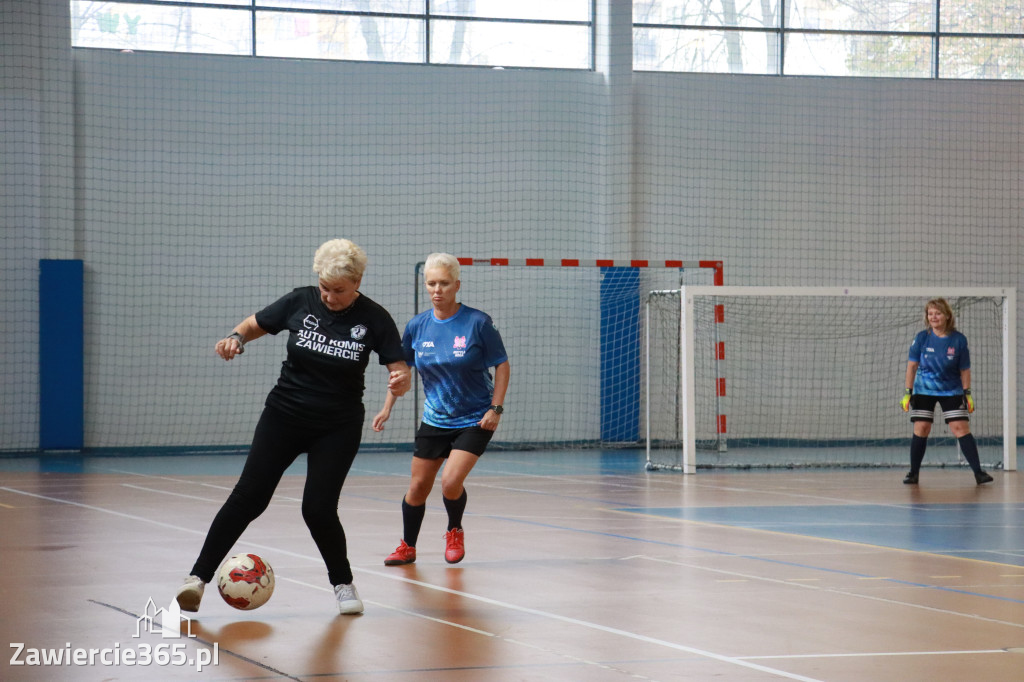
left=900, top=298, right=992, bottom=485
left=373, top=252, right=510, bottom=565
left=175, top=239, right=411, bottom=616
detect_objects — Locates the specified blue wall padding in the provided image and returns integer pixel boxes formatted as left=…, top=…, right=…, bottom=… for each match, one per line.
left=39, top=259, right=84, bottom=450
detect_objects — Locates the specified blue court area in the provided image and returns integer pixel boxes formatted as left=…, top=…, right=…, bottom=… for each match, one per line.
left=623, top=502, right=1024, bottom=567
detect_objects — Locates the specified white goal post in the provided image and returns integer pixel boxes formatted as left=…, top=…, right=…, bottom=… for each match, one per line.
left=649, top=286, right=1016, bottom=474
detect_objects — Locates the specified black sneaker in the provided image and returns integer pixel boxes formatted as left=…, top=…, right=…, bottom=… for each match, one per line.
left=902, top=472, right=919, bottom=485
left=975, top=471, right=994, bottom=485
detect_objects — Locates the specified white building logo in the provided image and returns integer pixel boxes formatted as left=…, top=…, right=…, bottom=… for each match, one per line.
left=135, top=598, right=195, bottom=639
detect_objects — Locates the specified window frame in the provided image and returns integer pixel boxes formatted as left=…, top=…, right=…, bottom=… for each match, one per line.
left=70, top=0, right=596, bottom=70
left=632, top=0, right=1024, bottom=79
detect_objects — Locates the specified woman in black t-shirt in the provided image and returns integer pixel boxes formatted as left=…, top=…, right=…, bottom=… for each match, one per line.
left=175, top=239, right=410, bottom=615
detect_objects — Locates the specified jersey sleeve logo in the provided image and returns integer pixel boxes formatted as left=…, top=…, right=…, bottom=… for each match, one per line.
left=350, top=324, right=367, bottom=340
left=303, top=314, right=320, bottom=331
left=453, top=336, right=467, bottom=349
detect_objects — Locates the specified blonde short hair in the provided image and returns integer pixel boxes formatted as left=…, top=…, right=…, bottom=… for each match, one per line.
left=313, top=239, right=367, bottom=283
left=924, top=298, right=956, bottom=334
left=424, top=252, right=461, bottom=281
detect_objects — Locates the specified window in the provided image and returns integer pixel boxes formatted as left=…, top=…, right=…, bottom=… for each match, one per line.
left=633, top=0, right=1024, bottom=79
left=71, top=1, right=593, bottom=69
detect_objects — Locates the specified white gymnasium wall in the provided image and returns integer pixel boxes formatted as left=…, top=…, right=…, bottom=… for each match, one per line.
left=634, top=74, right=1023, bottom=289
left=72, top=50, right=609, bottom=448
left=3, top=0, right=1022, bottom=451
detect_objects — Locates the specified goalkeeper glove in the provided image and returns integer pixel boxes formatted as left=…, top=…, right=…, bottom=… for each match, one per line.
left=965, top=389, right=974, bottom=413
left=900, top=389, right=912, bottom=412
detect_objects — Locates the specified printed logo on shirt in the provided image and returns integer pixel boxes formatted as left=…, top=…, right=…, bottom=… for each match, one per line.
left=947, top=347, right=955, bottom=358
left=296, top=328, right=365, bottom=360
left=452, top=335, right=467, bottom=358
left=303, top=314, right=320, bottom=331
left=350, top=324, right=367, bottom=340
left=421, top=341, right=435, bottom=348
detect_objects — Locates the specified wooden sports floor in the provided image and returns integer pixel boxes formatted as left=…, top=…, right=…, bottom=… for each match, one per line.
left=1, top=450, right=1022, bottom=681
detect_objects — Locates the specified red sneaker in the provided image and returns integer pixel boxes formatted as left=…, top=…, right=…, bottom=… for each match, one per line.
left=444, top=528, right=465, bottom=564
left=384, top=539, right=416, bottom=566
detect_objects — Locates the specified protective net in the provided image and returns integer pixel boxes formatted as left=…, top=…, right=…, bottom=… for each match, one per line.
left=645, top=290, right=1010, bottom=469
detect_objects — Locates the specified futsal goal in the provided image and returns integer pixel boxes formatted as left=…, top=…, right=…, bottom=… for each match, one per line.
left=406, top=258, right=723, bottom=450
left=645, top=287, right=1017, bottom=473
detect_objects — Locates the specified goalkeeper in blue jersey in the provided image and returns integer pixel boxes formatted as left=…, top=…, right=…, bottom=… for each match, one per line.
left=900, top=298, right=992, bottom=485
left=373, top=252, right=510, bottom=565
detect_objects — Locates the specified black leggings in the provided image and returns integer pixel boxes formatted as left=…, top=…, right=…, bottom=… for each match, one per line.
left=191, top=405, right=363, bottom=586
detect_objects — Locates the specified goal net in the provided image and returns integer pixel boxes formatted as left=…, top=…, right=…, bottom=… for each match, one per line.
left=645, top=287, right=1016, bottom=472
left=400, top=259, right=722, bottom=450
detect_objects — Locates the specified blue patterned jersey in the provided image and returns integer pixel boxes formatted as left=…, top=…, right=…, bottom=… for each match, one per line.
left=908, top=329, right=970, bottom=397
left=403, top=304, right=508, bottom=429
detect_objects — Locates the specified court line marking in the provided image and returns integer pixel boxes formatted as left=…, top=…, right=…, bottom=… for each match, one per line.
left=349, top=568, right=824, bottom=682
left=608, top=507, right=1024, bottom=573
left=467, top=508, right=1024, bottom=607
left=119, top=479, right=306, bottom=503
left=627, top=554, right=1024, bottom=631
left=0, top=484, right=821, bottom=682
left=120, top=483, right=225, bottom=503
left=278, top=576, right=662, bottom=681
left=741, top=648, right=1008, bottom=660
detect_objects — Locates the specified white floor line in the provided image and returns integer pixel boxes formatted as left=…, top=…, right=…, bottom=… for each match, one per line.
left=352, top=566, right=824, bottom=682
left=120, top=481, right=304, bottom=505
left=281, top=575, right=663, bottom=680
left=742, top=648, right=1008, bottom=660
left=630, top=555, right=1024, bottom=630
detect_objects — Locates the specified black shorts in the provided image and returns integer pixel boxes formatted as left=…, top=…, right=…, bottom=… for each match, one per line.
left=909, top=394, right=970, bottom=424
left=413, top=422, right=494, bottom=460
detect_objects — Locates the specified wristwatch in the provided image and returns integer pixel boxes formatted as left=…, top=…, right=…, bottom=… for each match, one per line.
left=489, top=405, right=504, bottom=415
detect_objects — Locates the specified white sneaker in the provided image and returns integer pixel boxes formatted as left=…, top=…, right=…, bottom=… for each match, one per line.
left=333, top=583, right=364, bottom=615
left=175, top=575, right=205, bottom=613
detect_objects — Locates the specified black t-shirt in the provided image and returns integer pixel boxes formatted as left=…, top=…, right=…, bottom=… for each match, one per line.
left=255, top=286, right=404, bottom=424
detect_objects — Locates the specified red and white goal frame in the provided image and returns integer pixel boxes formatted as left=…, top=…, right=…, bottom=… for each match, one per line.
left=412, top=257, right=726, bottom=449
left=452, top=257, right=725, bottom=282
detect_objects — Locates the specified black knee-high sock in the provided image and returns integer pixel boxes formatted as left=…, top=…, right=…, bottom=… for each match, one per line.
left=402, top=497, right=426, bottom=547
left=909, top=435, right=927, bottom=474
left=443, top=489, right=468, bottom=531
left=958, top=434, right=983, bottom=473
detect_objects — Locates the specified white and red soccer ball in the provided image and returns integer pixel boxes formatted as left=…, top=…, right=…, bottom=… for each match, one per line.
left=216, top=553, right=275, bottom=610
